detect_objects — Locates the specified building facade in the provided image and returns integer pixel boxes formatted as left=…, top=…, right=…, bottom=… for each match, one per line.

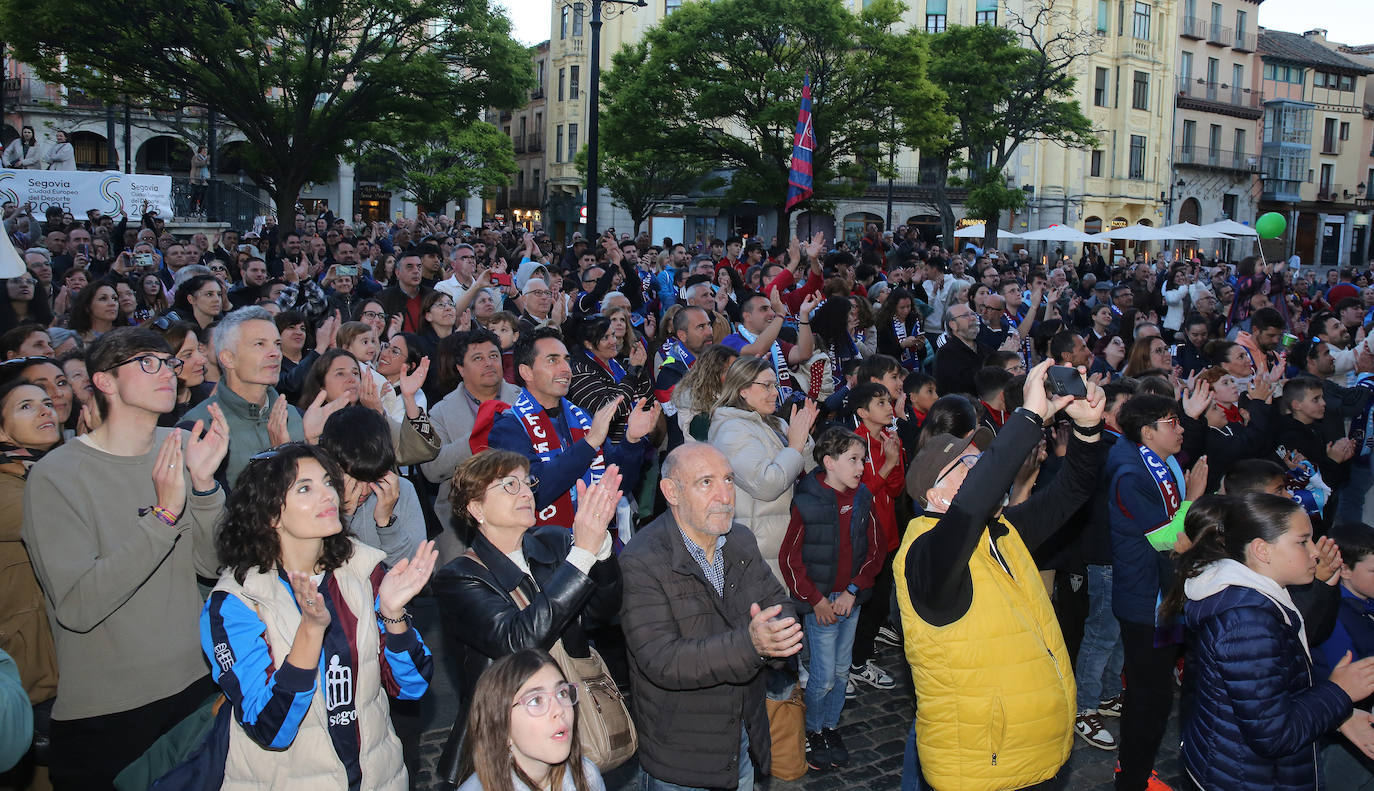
left=1258, top=28, right=1373, bottom=267
left=1169, top=0, right=1263, bottom=237
left=488, top=41, right=550, bottom=230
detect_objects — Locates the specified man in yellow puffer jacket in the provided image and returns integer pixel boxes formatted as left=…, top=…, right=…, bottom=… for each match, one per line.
left=895, top=360, right=1108, bottom=791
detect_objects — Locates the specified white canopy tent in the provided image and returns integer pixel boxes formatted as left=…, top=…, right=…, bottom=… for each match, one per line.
left=1017, top=225, right=1100, bottom=243
left=953, top=223, right=1021, bottom=239
left=1200, top=219, right=1260, bottom=237
left=1158, top=222, right=1235, bottom=240
left=1100, top=224, right=1175, bottom=241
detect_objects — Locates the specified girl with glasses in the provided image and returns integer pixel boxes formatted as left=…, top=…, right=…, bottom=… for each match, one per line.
left=457, top=648, right=602, bottom=791
left=434, top=450, right=622, bottom=788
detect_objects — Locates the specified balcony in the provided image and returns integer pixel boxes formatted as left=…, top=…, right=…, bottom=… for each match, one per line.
left=1317, top=184, right=1342, bottom=202
left=1180, top=16, right=1206, bottom=38
left=1174, top=145, right=1259, bottom=174
left=513, top=134, right=527, bottom=153
left=1261, top=177, right=1304, bottom=202
left=1206, top=22, right=1233, bottom=46
left=1175, top=76, right=1264, bottom=118
left=530, top=87, right=545, bottom=100
left=861, top=167, right=970, bottom=200
left=1320, top=137, right=1341, bottom=156
left=1233, top=30, right=1257, bottom=52
left=526, top=132, right=543, bottom=153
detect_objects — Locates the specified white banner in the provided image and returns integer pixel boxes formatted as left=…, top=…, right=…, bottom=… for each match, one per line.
left=0, top=169, right=173, bottom=218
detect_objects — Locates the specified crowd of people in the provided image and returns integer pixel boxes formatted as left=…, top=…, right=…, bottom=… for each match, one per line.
left=2, top=204, right=1374, bottom=791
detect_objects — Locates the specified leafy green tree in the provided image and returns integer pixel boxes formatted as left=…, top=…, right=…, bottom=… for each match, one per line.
left=597, top=0, right=948, bottom=233
left=924, top=4, right=1099, bottom=250
left=356, top=120, right=516, bottom=214
left=574, top=145, right=706, bottom=236
left=1, top=0, right=532, bottom=234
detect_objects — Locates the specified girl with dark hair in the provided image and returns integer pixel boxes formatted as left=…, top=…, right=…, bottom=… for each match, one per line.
left=203, top=442, right=436, bottom=790
left=567, top=315, right=650, bottom=444
left=168, top=273, right=223, bottom=331
left=69, top=281, right=120, bottom=344
left=377, top=332, right=431, bottom=418
left=457, top=649, right=603, bottom=791
left=809, top=295, right=855, bottom=400
left=0, top=275, right=53, bottom=335
left=1167, top=492, right=1374, bottom=791
left=915, top=393, right=979, bottom=451
left=0, top=357, right=74, bottom=435
left=152, top=319, right=212, bottom=427
left=876, top=288, right=927, bottom=372
left=138, top=272, right=170, bottom=319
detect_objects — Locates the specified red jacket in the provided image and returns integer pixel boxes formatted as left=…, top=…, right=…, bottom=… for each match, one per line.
left=856, top=422, right=904, bottom=552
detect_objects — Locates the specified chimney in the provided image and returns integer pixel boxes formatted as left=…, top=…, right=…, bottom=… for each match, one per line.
left=1303, top=29, right=1328, bottom=40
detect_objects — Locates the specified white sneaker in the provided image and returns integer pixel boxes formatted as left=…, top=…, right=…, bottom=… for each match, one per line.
left=844, top=677, right=857, bottom=699
left=849, top=660, right=896, bottom=690
left=875, top=625, right=902, bottom=648
left=1074, top=711, right=1117, bottom=750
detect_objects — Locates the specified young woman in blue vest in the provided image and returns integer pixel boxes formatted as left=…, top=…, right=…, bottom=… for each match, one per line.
left=1163, top=492, right=1374, bottom=791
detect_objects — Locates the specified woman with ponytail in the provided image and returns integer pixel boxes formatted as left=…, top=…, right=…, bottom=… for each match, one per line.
left=1167, top=492, right=1374, bottom=791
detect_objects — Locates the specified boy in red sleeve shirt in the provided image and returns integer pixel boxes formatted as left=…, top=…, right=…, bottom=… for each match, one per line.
left=847, top=382, right=906, bottom=690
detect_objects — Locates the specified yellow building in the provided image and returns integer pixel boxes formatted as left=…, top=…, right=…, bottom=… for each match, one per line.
left=1257, top=28, right=1373, bottom=266
left=544, top=2, right=591, bottom=240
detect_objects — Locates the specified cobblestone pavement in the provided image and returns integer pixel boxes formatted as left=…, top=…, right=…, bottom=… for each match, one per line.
left=413, top=630, right=1187, bottom=791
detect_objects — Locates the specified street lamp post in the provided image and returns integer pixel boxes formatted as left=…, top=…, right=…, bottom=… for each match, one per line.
left=573, top=0, right=644, bottom=240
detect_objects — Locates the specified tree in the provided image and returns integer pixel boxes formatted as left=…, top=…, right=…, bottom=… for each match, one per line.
left=0, top=0, right=532, bottom=235
left=597, top=0, right=947, bottom=235
left=574, top=145, right=706, bottom=236
left=355, top=119, right=516, bottom=213
left=924, top=3, right=1099, bottom=251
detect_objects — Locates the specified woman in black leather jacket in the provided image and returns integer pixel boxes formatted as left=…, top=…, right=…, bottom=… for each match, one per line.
left=433, top=449, right=623, bottom=788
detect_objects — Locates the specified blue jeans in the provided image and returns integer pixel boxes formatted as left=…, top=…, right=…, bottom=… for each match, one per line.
left=901, top=722, right=927, bottom=791
left=1075, top=564, right=1124, bottom=712
left=1340, top=457, right=1372, bottom=525
left=803, top=598, right=861, bottom=733
left=638, top=726, right=753, bottom=791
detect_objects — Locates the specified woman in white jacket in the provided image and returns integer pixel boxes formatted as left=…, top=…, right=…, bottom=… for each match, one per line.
left=2, top=126, right=41, bottom=169
left=41, top=130, right=74, bottom=170
left=707, top=356, right=817, bottom=580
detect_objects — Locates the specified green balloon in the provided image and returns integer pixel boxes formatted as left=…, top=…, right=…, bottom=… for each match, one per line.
left=1255, top=212, right=1286, bottom=239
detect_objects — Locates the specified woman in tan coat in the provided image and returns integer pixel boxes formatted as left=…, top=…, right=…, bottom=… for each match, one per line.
left=707, top=356, right=818, bottom=581
left=0, top=380, right=62, bottom=783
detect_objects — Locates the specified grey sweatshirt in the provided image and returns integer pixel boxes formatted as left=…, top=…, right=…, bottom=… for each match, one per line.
left=20, top=430, right=224, bottom=720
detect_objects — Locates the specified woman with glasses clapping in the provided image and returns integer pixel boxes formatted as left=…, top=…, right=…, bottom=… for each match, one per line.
left=434, top=450, right=623, bottom=789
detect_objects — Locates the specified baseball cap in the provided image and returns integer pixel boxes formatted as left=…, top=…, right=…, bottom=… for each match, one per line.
left=905, top=427, right=995, bottom=509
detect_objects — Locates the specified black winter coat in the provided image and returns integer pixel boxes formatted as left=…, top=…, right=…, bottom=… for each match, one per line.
left=619, top=511, right=794, bottom=788
left=433, top=527, right=621, bottom=786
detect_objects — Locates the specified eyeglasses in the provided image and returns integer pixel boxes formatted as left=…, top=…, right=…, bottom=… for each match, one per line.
left=361, top=310, right=385, bottom=320
left=0, top=355, right=51, bottom=369
left=525, top=289, right=552, bottom=298
left=512, top=682, right=578, bottom=716
left=151, top=315, right=175, bottom=331
left=751, top=380, right=779, bottom=392
left=8, top=277, right=36, bottom=287
left=1150, top=416, right=1180, bottom=429
left=486, top=475, right=538, bottom=495
left=104, top=354, right=184, bottom=376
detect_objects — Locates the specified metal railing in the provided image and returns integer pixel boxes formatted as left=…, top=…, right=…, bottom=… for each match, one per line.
left=1261, top=178, right=1304, bottom=200
left=168, top=177, right=275, bottom=227
left=526, top=133, right=543, bottom=153
left=1179, top=16, right=1206, bottom=38
left=1175, top=76, right=1264, bottom=112
left=1207, top=22, right=1233, bottom=46
left=513, top=134, right=527, bottom=153
left=1320, top=137, right=1341, bottom=156
left=1233, top=30, right=1257, bottom=51
left=1317, top=184, right=1343, bottom=201
left=1174, top=145, right=1258, bottom=172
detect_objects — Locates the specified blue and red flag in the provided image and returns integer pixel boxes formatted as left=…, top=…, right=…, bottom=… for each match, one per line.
left=785, top=75, right=815, bottom=212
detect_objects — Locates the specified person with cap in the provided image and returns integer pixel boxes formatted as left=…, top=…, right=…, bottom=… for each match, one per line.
left=894, top=359, right=1108, bottom=791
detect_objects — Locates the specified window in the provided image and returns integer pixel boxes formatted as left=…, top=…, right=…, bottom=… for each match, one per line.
left=558, top=68, right=565, bottom=101
left=1207, top=57, right=1219, bottom=85
left=1210, top=2, right=1221, bottom=32
left=1129, top=135, right=1145, bottom=179
left=556, top=125, right=564, bottom=163
left=1208, top=124, right=1222, bottom=159
left=1180, top=51, right=1193, bottom=81
left=1094, top=67, right=1109, bottom=106
left=1264, top=63, right=1304, bottom=85
left=1234, top=128, right=1246, bottom=158
left=570, top=66, right=580, bottom=100
left=1323, top=117, right=1338, bottom=153
left=976, top=10, right=997, bottom=24
left=1097, top=0, right=1109, bottom=32
left=1235, top=9, right=1247, bottom=41
left=1090, top=150, right=1104, bottom=177
left=1132, top=71, right=1148, bottom=110
left=666, top=0, right=681, bottom=13
left=1340, top=122, right=1350, bottom=141
left=1132, top=2, right=1150, bottom=40
left=1319, top=163, right=1334, bottom=194
left=560, top=6, right=568, bottom=39
left=573, top=5, right=584, bottom=36
left=1118, top=0, right=1125, bottom=37
left=533, top=168, right=541, bottom=195
left=926, top=14, right=946, bottom=33
left=536, top=61, right=545, bottom=92
left=1232, top=63, right=1244, bottom=95
left=568, top=124, right=578, bottom=160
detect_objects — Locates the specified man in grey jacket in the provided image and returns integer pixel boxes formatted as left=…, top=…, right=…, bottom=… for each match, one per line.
left=620, top=442, right=803, bottom=791
left=419, top=328, right=521, bottom=564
